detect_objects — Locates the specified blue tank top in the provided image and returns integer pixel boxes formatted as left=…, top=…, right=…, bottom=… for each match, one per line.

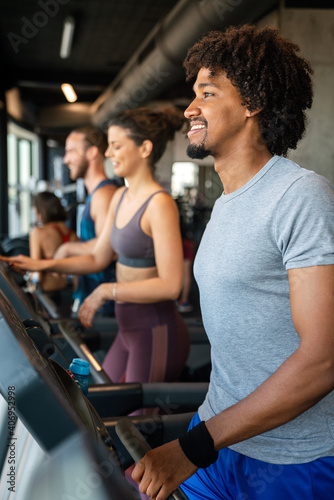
left=80, top=179, right=114, bottom=241
left=111, top=188, right=165, bottom=268
left=74, top=179, right=118, bottom=315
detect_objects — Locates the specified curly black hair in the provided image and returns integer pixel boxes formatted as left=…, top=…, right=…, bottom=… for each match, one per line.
left=183, top=25, right=313, bottom=157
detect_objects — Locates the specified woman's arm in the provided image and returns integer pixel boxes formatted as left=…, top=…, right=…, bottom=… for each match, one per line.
left=29, top=226, right=45, bottom=284
left=78, top=193, right=184, bottom=328
left=116, top=193, right=184, bottom=301
left=29, top=226, right=43, bottom=260
left=1, top=200, right=117, bottom=275
left=53, top=238, right=97, bottom=259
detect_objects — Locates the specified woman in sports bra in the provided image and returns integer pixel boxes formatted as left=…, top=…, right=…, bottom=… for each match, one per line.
left=29, top=191, right=78, bottom=291
left=5, top=108, right=190, bottom=391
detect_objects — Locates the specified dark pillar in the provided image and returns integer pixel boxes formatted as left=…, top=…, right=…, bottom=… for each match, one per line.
left=39, top=135, right=48, bottom=181
left=0, top=91, right=8, bottom=237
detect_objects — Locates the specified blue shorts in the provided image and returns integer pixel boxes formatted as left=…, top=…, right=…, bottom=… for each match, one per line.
left=180, top=413, right=334, bottom=500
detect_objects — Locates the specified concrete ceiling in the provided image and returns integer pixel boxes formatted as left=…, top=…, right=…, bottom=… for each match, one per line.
left=0, top=0, right=296, bottom=134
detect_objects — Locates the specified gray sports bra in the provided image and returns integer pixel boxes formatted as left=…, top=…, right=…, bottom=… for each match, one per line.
left=110, top=188, right=166, bottom=268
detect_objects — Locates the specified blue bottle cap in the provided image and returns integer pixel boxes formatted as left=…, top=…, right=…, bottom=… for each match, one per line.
left=69, top=358, right=90, bottom=376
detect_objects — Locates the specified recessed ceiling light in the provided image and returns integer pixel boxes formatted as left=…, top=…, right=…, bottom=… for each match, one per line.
left=61, top=83, right=77, bottom=103
left=60, top=16, right=75, bottom=59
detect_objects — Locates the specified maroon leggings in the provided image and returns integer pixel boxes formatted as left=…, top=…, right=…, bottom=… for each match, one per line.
left=102, top=300, right=190, bottom=384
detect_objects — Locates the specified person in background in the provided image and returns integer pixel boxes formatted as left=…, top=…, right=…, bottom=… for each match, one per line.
left=3, top=107, right=190, bottom=391
left=29, top=190, right=78, bottom=292
left=54, top=126, right=121, bottom=316
left=130, top=24, right=334, bottom=500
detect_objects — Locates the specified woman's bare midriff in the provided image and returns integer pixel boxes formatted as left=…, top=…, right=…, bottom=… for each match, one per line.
left=116, top=262, right=158, bottom=284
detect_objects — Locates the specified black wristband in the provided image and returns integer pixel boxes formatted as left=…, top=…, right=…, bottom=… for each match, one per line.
left=179, top=421, right=218, bottom=469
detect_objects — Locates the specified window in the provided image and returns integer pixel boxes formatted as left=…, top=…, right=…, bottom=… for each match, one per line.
left=171, top=162, right=199, bottom=198
left=7, top=123, right=39, bottom=237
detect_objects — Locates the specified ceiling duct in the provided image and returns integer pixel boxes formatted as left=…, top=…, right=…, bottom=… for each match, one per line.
left=91, top=0, right=279, bottom=127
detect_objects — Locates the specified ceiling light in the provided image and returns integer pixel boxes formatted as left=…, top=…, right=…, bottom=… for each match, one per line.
left=61, top=83, right=77, bottom=103
left=60, top=16, right=75, bottom=59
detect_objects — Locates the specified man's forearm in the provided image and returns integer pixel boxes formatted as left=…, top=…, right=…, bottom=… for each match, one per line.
left=206, top=346, right=334, bottom=451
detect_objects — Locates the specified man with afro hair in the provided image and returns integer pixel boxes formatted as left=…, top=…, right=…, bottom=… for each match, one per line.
left=132, top=24, right=334, bottom=500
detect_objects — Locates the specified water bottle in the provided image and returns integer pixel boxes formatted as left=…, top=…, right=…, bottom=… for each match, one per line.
left=69, top=358, right=90, bottom=396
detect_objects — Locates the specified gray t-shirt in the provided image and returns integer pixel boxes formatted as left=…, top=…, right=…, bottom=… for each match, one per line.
left=195, top=156, right=334, bottom=464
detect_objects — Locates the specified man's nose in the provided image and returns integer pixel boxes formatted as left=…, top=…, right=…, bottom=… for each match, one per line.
left=184, top=99, right=201, bottom=119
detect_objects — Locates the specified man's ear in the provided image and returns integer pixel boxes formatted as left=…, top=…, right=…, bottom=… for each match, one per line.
left=246, top=107, right=262, bottom=118
left=140, top=140, right=153, bottom=159
left=85, top=145, right=99, bottom=160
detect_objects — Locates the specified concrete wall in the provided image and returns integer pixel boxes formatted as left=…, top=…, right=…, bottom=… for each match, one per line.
left=258, top=7, right=334, bottom=184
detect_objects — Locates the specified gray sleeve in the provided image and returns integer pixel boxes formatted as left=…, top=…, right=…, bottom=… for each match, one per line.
left=274, top=172, right=334, bottom=270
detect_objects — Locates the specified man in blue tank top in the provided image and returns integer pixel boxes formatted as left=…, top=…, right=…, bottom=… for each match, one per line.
left=131, top=25, right=334, bottom=500
left=54, top=127, right=122, bottom=316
